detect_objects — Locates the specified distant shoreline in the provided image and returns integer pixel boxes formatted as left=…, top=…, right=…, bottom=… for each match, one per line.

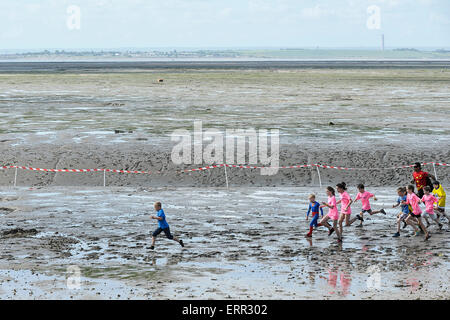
left=1, top=60, right=450, bottom=73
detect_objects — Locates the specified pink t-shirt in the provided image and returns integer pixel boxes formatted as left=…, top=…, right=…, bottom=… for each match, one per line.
left=327, top=195, right=339, bottom=220
left=354, top=191, right=374, bottom=211
left=339, top=191, right=352, bottom=214
left=406, top=192, right=422, bottom=215
left=421, top=194, right=438, bottom=214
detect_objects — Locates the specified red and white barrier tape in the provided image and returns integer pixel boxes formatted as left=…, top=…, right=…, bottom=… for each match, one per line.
left=1, top=162, right=448, bottom=175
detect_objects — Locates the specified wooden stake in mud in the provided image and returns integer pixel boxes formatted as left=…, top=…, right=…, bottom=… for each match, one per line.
left=316, top=165, right=322, bottom=188
left=432, top=163, right=438, bottom=181
left=14, top=167, right=18, bottom=187
left=224, top=165, right=229, bottom=189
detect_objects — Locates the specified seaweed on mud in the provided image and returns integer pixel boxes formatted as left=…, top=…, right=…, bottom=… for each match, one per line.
left=2, top=228, right=38, bottom=238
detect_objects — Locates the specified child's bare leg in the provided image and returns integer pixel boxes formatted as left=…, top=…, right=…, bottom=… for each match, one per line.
left=417, top=218, right=430, bottom=239
left=333, top=220, right=342, bottom=240
left=358, top=211, right=364, bottom=225
left=151, top=236, right=156, bottom=247
left=430, top=214, right=442, bottom=228
left=435, top=209, right=450, bottom=223
left=396, top=217, right=402, bottom=233
left=348, top=214, right=358, bottom=226
left=405, top=216, right=419, bottom=232
left=338, top=214, right=344, bottom=236
left=319, top=216, right=332, bottom=230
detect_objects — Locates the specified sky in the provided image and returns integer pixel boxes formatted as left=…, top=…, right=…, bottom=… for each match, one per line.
left=0, top=0, right=449, bottom=50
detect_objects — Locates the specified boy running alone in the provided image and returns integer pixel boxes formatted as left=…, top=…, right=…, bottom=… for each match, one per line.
left=149, top=201, right=184, bottom=250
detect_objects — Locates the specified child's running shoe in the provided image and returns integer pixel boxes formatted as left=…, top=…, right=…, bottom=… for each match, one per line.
left=380, top=209, right=386, bottom=215
left=149, top=245, right=155, bottom=250
left=179, top=240, right=185, bottom=247
left=356, top=214, right=364, bottom=221
left=414, top=231, right=421, bottom=237
left=402, top=221, right=408, bottom=229
left=328, top=228, right=335, bottom=236
left=393, top=232, right=400, bottom=237
left=425, top=233, right=431, bottom=241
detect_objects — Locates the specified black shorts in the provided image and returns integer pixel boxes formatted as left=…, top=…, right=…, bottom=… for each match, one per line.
left=417, top=189, right=424, bottom=199
left=152, top=227, right=173, bottom=239
left=409, top=213, right=421, bottom=218
left=362, top=209, right=372, bottom=214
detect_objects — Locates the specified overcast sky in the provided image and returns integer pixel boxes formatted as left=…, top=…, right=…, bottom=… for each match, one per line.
left=1, top=0, right=449, bottom=50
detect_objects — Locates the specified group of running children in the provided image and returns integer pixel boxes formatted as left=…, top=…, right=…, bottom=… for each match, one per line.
left=306, top=181, right=448, bottom=242
left=149, top=172, right=447, bottom=249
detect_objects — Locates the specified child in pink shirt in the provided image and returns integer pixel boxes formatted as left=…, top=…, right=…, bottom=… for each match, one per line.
left=421, top=186, right=442, bottom=229
left=319, top=186, right=342, bottom=242
left=335, top=182, right=357, bottom=236
left=404, top=185, right=430, bottom=241
left=352, top=184, right=386, bottom=227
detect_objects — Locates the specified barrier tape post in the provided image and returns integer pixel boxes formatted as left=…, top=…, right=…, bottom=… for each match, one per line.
left=224, top=165, right=229, bottom=190
left=14, top=167, right=18, bottom=187
left=432, top=162, right=438, bottom=181
left=316, top=165, right=322, bottom=188
left=103, top=170, right=106, bottom=187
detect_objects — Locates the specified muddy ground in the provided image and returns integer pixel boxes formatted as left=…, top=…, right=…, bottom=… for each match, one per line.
left=0, top=65, right=448, bottom=299
left=0, top=186, right=448, bottom=299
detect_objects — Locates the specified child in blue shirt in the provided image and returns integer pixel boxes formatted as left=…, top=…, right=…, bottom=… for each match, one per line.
left=305, top=194, right=324, bottom=237
left=392, top=187, right=418, bottom=237
left=150, top=202, right=184, bottom=250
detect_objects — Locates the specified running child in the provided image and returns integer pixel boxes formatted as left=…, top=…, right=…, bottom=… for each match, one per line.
left=432, top=181, right=449, bottom=223
left=335, top=182, right=356, bottom=235
left=404, top=185, right=431, bottom=241
left=421, top=186, right=443, bottom=229
left=392, top=187, right=418, bottom=237
left=318, top=186, right=342, bottom=242
left=149, top=201, right=184, bottom=250
left=352, top=184, right=386, bottom=227
left=305, top=194, right=324, bottom=238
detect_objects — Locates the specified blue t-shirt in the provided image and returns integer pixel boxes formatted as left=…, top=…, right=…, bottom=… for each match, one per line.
left=156, top=209, right=169, bottom=229
left=307, top=201, right=324, bottom=217
left=397, top=196, right=409, bottom=214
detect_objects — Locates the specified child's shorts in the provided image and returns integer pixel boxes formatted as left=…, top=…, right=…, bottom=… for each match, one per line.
left=436, top=206, right=445, bottom=213
left=362, top=209, right=372, bottom=214
left=399, top=212, right=409, bottom=220
left=152, top=227, right=174, bottom=239
left=422, top=211, right=437, bottom=220
left=408, top=212, right=421, bottom=219
left=327, top=212, right=339, bottom=221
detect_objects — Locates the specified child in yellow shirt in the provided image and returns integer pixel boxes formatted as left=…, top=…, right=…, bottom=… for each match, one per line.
left=432, top=181, right=449, bottom=224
